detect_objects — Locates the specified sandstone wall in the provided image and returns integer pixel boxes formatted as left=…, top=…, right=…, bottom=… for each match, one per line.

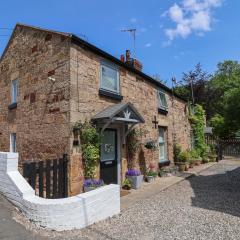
left=69, top=44, right=191, bottom=188
left=0, top=25, right=71, bottom=163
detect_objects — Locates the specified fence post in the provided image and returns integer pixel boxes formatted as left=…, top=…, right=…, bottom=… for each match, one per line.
left=63, top=154, right=68, bottom=198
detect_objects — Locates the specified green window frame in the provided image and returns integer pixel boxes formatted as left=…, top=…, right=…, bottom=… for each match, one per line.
left=157, top=90, right=168, bottom=110
left=100, top=62, right=120, bottom=94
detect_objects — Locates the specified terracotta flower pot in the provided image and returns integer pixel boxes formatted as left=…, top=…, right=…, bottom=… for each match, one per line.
left=178, top=163, right=186, bottom=172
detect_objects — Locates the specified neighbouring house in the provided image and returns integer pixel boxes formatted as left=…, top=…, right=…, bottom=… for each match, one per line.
left=0, top=24, right=191, bottom=196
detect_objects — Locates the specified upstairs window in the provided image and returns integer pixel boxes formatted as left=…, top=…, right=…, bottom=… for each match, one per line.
left=11, top=79, right=18, bottom=104
left=157, top=90, right=168, bottom=110
left=100, top=63, right=119, bottom=94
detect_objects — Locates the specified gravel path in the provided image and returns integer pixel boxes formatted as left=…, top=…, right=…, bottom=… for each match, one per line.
left=68, top=160, right=240, bottom=240
left=1, top=160, right=240, bottom=240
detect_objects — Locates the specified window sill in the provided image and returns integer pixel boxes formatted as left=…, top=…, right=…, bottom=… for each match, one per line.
left=159, top=160, right=170, bottom=167
left=99, top=89, right=123, bottom=101
left=158, top=108, right=168, bottom=115
left=8, top=102, right=17, bottom=110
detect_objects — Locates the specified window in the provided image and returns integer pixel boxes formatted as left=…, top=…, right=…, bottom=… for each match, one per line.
left=157, top=90, right=168, bottom=110
left=158, top=127, right=167, bottom=162
left=11, top=79, right=18, bottom=104
left=10, top=133, right=17, bottom=152
left=100, top=63, right=119, bottom=94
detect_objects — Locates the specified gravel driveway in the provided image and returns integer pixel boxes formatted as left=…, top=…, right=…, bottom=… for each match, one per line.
left=1, top=160, right=240, bottom=240
left=71, top=160, right=240, bottom=240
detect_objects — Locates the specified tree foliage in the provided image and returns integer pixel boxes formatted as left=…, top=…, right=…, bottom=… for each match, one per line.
left=175, top=61, right=240, bottom=138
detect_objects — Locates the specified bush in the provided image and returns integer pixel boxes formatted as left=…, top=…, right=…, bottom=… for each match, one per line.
left=173, top=144, right=182, bottom=163
left=189, top=149, right=201, bottom=160
left=122, top=178, right=132, bottom=189
left=74, top=121, right=101, bottom=179
left=178, top=150, right=190, bottom=163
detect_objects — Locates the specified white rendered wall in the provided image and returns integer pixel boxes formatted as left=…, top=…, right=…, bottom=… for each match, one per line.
left=0, top=152, right=120, bottom=231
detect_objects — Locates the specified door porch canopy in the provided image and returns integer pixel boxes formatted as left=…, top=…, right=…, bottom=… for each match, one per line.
left=91, top=102, right=145, bottom=136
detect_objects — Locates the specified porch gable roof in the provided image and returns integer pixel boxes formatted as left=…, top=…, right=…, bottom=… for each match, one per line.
left=92, top=102, right=145, bottom=124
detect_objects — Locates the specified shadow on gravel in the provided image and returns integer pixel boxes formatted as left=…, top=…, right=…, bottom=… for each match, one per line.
left=188, top=166, right=240, bottom=217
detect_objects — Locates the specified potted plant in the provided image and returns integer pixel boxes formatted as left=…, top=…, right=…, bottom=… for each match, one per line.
left=146, top=170, right=158, bottom=183
left=177, top=150, right=190, bottom=171
left=188, top=159, right=195, bottom=168
left=208, top=145, right=217, bottom=162
left=189, top=149, right=202, bottom=166
left=83, top=179, right=104, bottom=192
left=122, top=178, right=132, bottom=190
left=145, top=140, right=157, bottom=150
left=126, top=169, right=143, bottom=189
left=159, top=168, right=168, bottom=177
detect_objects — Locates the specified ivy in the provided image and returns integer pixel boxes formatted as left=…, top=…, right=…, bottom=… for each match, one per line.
left=188, top=104, right=207, bottom=156
left=74, top=121, right=101, bottom=179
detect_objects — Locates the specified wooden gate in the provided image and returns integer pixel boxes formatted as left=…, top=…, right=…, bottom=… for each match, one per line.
left=206, top=136, right=240, bottom=160
left=219, top=139, right=240, bottom=158
left=23, top=154, right=68, bottom=199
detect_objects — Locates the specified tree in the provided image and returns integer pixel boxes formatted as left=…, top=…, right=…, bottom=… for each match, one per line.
left=174, top=63, right=211, bottom=115
left=208, top=61, right=240, bottom=138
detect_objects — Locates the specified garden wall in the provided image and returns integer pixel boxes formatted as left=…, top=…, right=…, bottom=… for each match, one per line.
left=0, top=152, right=120, bottom=231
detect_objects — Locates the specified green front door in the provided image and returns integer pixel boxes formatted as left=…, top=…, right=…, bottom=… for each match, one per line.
left=100, top=129, right=118, bottom=184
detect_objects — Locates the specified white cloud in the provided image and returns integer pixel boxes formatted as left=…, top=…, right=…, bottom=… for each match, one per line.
left=169, top=4, right=184, bottom=22
left=163, top=0, right=223, bottom=40
left=144, top=43, right=152, bottom=48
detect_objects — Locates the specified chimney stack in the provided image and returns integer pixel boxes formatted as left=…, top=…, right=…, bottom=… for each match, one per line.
left=124, top=49, right=143, bottom=71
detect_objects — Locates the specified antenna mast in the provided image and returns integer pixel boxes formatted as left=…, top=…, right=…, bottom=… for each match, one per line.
left=121, top=28, right=136, bottom=58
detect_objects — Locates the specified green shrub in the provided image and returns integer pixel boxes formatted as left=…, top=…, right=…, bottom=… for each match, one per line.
left=146, top=171, right=158, bottom=177
left=178, top=150, right=190, bottom=163
left=173, top=144, right=182, bottom=163
left=189, top=149, right=201, bottom=160
left=74, top=121, right=101, bottom=179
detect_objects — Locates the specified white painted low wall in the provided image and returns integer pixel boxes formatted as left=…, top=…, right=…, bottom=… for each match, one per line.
left=0, top=152, right=120, bottom=231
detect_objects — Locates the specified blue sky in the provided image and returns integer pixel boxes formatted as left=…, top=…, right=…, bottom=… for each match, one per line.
left=0, top=0, right=239, bottom=86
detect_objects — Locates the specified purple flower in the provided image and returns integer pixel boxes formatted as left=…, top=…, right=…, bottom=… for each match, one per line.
left=83, top=179, right=104, bottom=188
left=126, top=169, right=141, bottom=176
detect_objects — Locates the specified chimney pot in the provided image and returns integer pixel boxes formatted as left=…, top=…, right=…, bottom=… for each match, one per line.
left=126, top=50, right=131, bottom=61
left=120, top=54, right=125, bottom=62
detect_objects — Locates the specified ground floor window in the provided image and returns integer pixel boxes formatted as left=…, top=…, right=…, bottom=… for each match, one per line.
left=158, top=127, right=167, bottom=162
left=10, top=133, right=17, bottom=152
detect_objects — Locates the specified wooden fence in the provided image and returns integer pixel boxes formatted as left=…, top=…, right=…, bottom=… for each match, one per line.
left=23, top=154, right=68, bottom=199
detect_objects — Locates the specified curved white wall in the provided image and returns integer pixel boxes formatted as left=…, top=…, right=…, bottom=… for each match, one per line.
left=0, top=152, right=120, bottom=231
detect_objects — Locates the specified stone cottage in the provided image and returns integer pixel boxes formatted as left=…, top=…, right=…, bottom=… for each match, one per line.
left=0, top=24, right=191, bottom=195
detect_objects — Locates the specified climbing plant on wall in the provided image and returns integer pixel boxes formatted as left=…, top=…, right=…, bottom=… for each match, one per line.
left=73, top=121, right=101, bottom=179
left=126, top=127, right=148, bottom=168
left=188, top=104, right=207, bottom=156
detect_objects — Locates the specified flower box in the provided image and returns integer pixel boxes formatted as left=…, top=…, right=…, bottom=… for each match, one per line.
left=83, top=179, right=104, bottom=192
left=126, top=175, right=143, bottom=189
left=126, top=169, right=143, bottom=189
left=146, top=175, right=155, bottom=183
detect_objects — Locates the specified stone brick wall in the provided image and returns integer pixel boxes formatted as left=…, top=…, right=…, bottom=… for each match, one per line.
left=0, top=25, right=71, bottom=163
left=69, top=44, right=191, bottom=189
